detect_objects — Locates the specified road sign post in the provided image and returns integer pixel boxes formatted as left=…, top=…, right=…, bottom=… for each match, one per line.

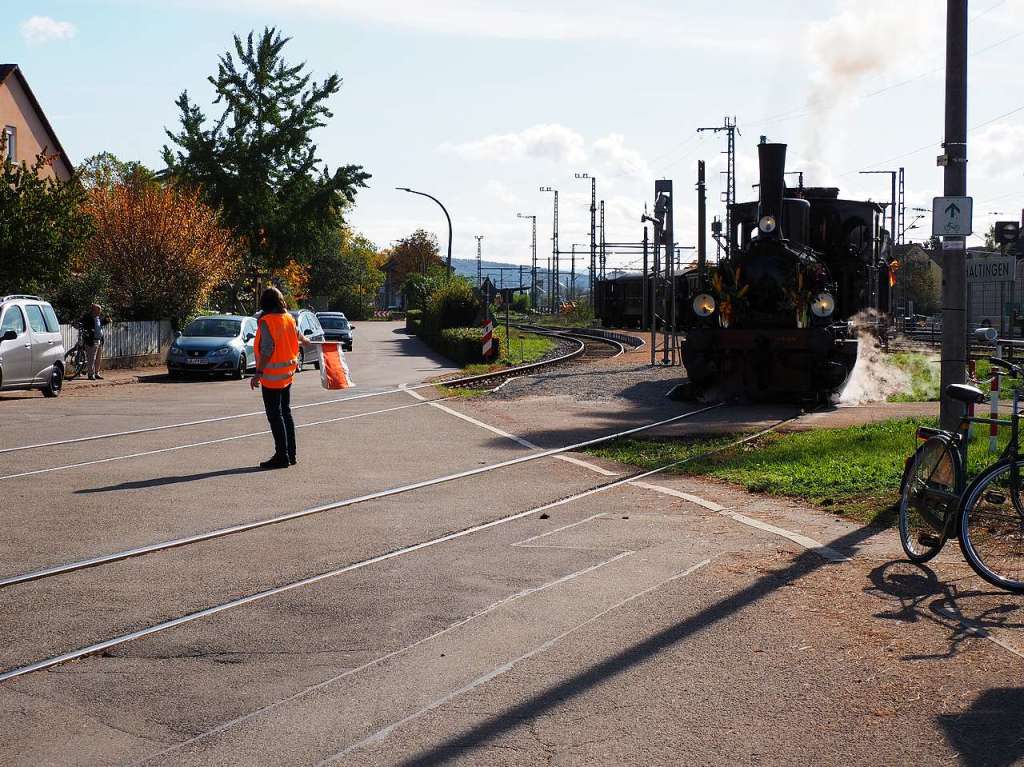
left=933, top=196, right=973, bottom=237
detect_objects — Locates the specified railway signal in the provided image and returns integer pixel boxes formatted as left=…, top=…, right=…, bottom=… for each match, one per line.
left=994, top=220, right=1021, bottom=245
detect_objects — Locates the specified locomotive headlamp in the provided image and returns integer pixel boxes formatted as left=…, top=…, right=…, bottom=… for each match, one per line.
left=692, top=293, right=716, bottom=317
left=811, top=292, right=835, bottom=318
left=758, top=215, right=777, bottom=233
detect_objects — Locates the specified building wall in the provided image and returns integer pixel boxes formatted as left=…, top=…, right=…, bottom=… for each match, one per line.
left=0, top=74, right=72, bottom=181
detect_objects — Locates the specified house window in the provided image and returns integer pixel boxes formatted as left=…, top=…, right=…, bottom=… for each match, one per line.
left=2, top=126, right=14, bottom=163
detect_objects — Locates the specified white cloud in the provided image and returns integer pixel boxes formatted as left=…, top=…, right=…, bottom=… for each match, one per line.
left=484, top=179, right=522, bottom=207
left=442, top=123, right=586, bottom=165
left=20, top=16, right=77, bottom=45
left=973, top=122, right=1024, bottom=180
left=593, top=134, right=650, bottom=179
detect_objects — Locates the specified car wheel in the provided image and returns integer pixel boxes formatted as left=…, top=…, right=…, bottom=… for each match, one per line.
left=233, top=354, right=246, bottom=380
left=42, top=365, right=63, bottom=397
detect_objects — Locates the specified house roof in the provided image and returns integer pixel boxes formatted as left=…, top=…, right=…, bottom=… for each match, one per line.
left=0, top=64, right=73, bottom=174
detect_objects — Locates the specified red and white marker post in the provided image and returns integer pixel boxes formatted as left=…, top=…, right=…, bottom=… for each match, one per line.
left=990, top=342, right=1002, bottom=454
left=482, top=318, right=494, bottom=359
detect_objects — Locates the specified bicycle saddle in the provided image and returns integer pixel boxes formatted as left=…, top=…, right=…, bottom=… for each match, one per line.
left=945, top=383, right=986, bottom=404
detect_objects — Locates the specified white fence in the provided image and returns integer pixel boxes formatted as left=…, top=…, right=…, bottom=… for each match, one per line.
left=61, top=320, right=174, bottom=362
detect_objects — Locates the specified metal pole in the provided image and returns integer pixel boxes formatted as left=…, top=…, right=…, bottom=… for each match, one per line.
left=474, top=235, right=484, bottom=287
left=642, top=225, right=649, bottom=340
left=697, top=160, right=707, bottom=284
left=599, top=201, right=606, bottom=279
left=395, top=187, right=452, bottom=274
left=553, top=190, right=559, bottom=312
left=571, top=244, right=576, bottom=301
left=939, top=0, right=969, bottom=430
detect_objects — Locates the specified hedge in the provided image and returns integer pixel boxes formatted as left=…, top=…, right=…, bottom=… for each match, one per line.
left=406, top=309, right=422, bottom=334
left=434, top=326, right=500, bottom=366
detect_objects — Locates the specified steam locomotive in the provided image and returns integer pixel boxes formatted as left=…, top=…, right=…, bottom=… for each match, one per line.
left=682, top=140, right=890, bottom=401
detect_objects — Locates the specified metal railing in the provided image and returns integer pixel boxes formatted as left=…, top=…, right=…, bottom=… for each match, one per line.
left=61, top=320, right=174, bottom=362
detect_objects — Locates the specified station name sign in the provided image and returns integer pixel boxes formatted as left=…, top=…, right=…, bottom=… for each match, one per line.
left=966, top=255, right=1014, bottom=284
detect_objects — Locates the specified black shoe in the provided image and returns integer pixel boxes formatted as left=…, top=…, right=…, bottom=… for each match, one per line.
left=88, top=374, right=95, bottom=380
left=260, top=455, right=289, bottom=470
left=288, top=457, right=297, bottom=466
left=94, top=374, right=103, bottom=380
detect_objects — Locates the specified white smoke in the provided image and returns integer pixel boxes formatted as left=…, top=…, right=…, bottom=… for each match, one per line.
left=838, top=311, right=910, bottom=405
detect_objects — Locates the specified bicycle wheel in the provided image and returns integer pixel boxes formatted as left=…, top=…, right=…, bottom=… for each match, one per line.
left=898, top=436, right=959, bottom=563
left=959, top=460, right=1024, bottom=593
left=64, top=347, right=85, bottom=379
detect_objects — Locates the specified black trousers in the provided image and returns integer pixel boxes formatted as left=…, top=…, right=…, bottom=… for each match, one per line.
left=262, top=384, right=296, bottom=461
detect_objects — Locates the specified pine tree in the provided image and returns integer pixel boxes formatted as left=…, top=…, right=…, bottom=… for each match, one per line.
left=162, top=28, right=370, bottom=308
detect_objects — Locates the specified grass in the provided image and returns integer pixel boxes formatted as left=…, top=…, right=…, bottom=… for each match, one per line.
left=587, top=417, right=1015, bottom=527
left=433, top=327, right=556, bottom=397
left=884, top=352, right=1024, bottom=402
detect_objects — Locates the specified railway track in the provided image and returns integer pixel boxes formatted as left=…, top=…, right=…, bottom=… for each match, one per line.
left=0, top=402, right=817, bottom=684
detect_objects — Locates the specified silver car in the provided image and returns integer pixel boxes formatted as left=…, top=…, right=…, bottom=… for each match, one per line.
left=167, top=315, right=257, bottom=379
left=0, top=294, right=65, bottom=397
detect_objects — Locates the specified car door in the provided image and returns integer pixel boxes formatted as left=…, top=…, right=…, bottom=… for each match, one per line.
left=25, top=303, right=61, bottom=383
left=0, top=306, right=31, bottom=387
left=243, top=318, right=257, bottom=368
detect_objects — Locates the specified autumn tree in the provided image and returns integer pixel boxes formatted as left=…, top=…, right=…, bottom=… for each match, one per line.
left=389, top=229, right=444, bottom=286
left=0, top=150, right=93, bottom=298
left=307, top=229, right=383, bottom=320
left=161, top=28, right=370, bottom=308
left=84, top=185, right=242, bottom=324
left=78, top=152, right=157, bottom=191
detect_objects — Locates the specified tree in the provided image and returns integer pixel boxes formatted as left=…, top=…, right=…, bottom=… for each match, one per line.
left=0, top=150, right=93, bottom=298
left=389, top=229, right=444, bottom=286
left=900, top=257, right=940, bottom=316
left=78, top=152, right=157, bottom=191
left=84, top=184, right=242, bottom=324
left=307, top=229, right=383, bottom=319
left=161, top=28, right=370, bottom=307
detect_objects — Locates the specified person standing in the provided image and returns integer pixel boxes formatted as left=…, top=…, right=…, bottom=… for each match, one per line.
left=79, top=303, right=105, bottom=380
left=250, top=287, right=310, bottom=470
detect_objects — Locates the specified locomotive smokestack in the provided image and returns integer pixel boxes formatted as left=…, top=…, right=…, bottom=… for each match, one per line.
left=756, top=139, right=787, bottom=239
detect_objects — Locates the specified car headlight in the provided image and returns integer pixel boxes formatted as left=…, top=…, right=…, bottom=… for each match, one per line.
left=692, top=293, right=716, bottom=317
left=758, top=215, right=777, bottom=234
left=210, top=346, right=232, bottom=356
left=810, top=293, right=835, bottom=318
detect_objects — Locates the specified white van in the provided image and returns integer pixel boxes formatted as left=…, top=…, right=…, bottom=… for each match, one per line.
left=0, top=295, right=66, bottom=397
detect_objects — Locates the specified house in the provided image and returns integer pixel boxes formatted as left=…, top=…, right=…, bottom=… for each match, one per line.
left=377, top=257, right=404, bottom=310
left=0, top=64, right=73, bottom=181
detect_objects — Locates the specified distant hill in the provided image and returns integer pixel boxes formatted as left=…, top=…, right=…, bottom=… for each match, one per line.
left=451, top=257, right=588, bottom=293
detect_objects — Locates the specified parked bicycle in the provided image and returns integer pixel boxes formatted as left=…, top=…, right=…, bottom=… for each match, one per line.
left=64, top=321, right=89, bottom=380
left=898, top=358, right=1024, bottom=593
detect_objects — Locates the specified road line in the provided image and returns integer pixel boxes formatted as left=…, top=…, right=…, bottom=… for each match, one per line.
left=321, top=558, right=712, bottom=764
left=413, top=393, right=620, bottom=476
left=512, top=514, right=607, bottom=547
left=629, top=481, right=725, bottom=511
left=128, top=550, right=633, bottom=766
left=0, top=400, right=437, bottom=482
left=0, top=404, right=723, bottom=589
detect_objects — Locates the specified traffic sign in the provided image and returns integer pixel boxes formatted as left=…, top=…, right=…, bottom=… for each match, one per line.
left=966, top=254, right=1014, bottom=284
left=933, top=196, right=973, bottom=236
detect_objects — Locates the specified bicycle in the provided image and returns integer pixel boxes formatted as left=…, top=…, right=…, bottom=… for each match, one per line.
left=898, top=357, right=1024, bottom=593
left=64, top=321, right=89, bottom=380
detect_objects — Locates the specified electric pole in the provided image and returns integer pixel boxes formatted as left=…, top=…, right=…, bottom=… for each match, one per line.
left=697, top=161, right=707, bottom=284
left=516, top=213, right=537, bottom=310
left=540, top=187, right=558, bottom=313
left=599, top=200, right=606, bottom=279
left=939, top=0, right=969, bottom=430
left=474, top=235, right=484, bottom=287
left=698, top=117, right=739, bottom=257
left=575, top=173, right=598, bottom=308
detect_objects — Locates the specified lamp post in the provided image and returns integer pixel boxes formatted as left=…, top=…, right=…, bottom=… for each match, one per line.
left=540, top=186, right=558, bottom=313
left=396, top=187, right=453, bottom=274
left=517, top=213, right=538, bottom=310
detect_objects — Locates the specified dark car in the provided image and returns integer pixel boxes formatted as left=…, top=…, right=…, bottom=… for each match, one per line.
left=167, top=315, right=257, bottom=379
left=290, top=309, right=326, bottom=370
left=316, top=312, right=355, bottom=351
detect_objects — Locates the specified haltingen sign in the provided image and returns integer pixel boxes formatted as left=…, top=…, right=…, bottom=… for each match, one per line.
left=966, top=255, right=1014, bottom=284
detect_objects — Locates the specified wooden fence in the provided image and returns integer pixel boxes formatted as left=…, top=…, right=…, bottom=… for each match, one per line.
left=61, top=320, right=174, bottom=365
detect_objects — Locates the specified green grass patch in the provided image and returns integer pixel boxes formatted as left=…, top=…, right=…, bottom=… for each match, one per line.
left=887, top=352, right=940, bottom=402
left=588, top=417, right=1016, bottom=527
left=433, top=328, right=555, bottom=397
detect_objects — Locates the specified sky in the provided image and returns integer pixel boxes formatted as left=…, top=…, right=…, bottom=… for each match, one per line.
left=6, top=0, right=1024, bottom=274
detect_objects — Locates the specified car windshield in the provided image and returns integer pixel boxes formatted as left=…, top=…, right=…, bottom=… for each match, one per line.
left=319, top=317, right=349, bottom=330
left=183, top=318, right=241, bottom=338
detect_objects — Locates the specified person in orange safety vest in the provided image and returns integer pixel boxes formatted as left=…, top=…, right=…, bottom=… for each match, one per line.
left=250, top=287, right=313, bottom=470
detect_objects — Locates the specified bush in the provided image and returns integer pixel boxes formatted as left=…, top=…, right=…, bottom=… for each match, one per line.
left=422, top=277, right=481, bottom=338
left=435, top=326, right=500, bottom=366
left=406, top=308, right=422, bottom=334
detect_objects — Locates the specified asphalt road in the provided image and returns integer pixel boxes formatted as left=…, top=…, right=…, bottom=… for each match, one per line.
left=2, top=321, right=1022, bottom=766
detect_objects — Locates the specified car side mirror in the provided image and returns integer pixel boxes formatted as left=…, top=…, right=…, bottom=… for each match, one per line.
left=174, top=330, right=182, bottom=338
left=1, top=329, right=16, bottom=341
left=349, top=325, right=356, bottom=330
left=244, top=332, right=255, bottom=341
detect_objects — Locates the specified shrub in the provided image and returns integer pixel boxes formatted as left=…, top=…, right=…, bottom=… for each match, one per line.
left=422, top=277, right=481, bottom=338
left=406, top=308, right=422, bottom=334
left=435, top=326, right=500, bottom=366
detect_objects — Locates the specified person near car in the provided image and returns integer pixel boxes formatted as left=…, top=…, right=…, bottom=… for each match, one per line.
left=79, top=303, right=105, bottom=380
left=250, top=287, right=312, bottom=470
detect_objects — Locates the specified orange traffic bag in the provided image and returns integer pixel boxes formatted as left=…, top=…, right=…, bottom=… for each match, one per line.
left=319, top=342, right=354, bottom=390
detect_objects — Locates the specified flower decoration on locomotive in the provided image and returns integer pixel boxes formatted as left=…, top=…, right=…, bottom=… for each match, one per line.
left=705, top=266, right=749, bottom=328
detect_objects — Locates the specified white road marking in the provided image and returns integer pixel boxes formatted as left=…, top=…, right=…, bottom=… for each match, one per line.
left=0, top=400, right=436, bottom=482
left=628, top=481, right=847, bottom=563
left=0, top=404, right=721, bottom=590
left=320, top=558, right=712, bottom=764
left=407, top=390, right=619, bottom=477
left=128, top=550, right=633, bottom=767
left=512, top=513, right=607, bottom=547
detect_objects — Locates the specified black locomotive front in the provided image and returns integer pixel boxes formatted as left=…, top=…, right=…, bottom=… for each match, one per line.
left=682, top=141, right=858, bottom=401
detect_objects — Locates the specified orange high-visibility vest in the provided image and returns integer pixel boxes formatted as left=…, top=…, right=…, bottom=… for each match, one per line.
left=256, top=312, right=299, bottom=389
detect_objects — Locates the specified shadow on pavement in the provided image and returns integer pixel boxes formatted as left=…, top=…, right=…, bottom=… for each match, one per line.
left=937, top=688, right=1024, bottom=767
left=393, top=518, right=886, bottom=767
left=76, top=466, right=262, bottom=493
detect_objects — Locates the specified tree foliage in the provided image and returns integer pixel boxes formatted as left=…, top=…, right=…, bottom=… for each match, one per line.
left=0, top=152, right=93, bottom=298
left=900, top=257, right=940, bottom=316
left=78, top=152, right=157, bottom=191
left=389, top=229, right=444, bottom=287
left=83, top=184, right=242, bottom=324
left=161, top=27, right=370, bottom=303
left=307, top=229, right=383, bottom=320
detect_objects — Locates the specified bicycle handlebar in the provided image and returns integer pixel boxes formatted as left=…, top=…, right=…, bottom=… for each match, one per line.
left=989, top=357, right=1024, bottom=378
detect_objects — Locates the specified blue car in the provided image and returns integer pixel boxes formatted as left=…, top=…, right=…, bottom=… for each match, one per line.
left=167, top=314, right=257, bottom=379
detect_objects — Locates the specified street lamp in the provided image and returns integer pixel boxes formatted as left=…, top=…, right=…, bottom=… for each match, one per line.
left=396, top=187, right=453, bottom=274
